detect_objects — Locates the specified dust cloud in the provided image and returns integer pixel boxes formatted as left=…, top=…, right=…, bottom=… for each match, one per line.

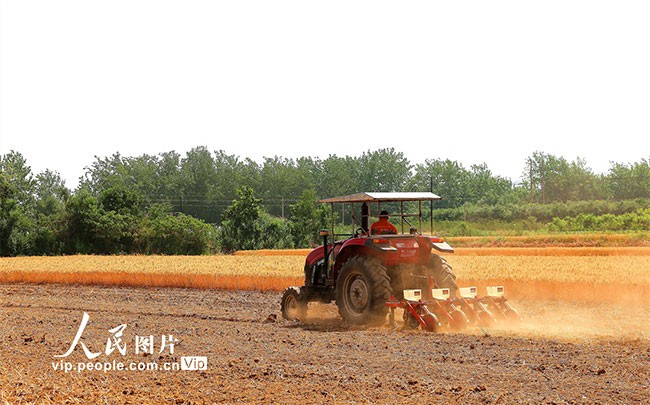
left=297, top=283, right=650, bottom=341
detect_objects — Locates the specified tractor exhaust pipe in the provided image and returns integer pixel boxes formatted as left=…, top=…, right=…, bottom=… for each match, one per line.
left=320, top=229, right=330, bottom=270
left=317, top=229, right=330, bottom=284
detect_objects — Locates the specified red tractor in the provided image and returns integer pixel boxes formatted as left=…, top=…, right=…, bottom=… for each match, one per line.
left=281, top=192, right=460, bottom=326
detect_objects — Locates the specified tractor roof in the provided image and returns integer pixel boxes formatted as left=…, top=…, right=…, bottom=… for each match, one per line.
left=319, top=192, right=441, bottom=203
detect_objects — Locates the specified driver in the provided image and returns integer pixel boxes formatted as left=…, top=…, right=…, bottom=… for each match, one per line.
left=371, top=210, right=397, bottom=235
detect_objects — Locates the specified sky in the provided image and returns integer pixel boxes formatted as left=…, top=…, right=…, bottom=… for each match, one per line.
left=1, top=1, right=649, bottom=189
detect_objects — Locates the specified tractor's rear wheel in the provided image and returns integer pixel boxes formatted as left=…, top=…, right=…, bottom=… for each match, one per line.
left=429, top=255, right=458, bottom=297
left=336, top=256, right=392, bottom=326
left=281, top=287, right=307, bottom=321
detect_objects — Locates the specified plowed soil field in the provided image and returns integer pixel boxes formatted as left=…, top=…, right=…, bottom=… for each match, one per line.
left=1, top=282, right=649, bottom=404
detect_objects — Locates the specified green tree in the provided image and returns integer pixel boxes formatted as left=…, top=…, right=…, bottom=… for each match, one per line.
left=61, top=186, right=140, bottom=254
left=411, top=159, right=470, bottom=208
left=99, top=186, right=144, bottom=216
left=289, top=189, right=328, bottom=247
left=81, top=153, right=127, bottom=193
left=156, top=151, right=183, bottom=202
left=258, top=156, right=300, bottom=216
left=0, top=151, right=36, bottom=256
left=522, top=152, right=604, bottom=203
left=0, top=171, right=18, bottom=256
left=358, top=148, right=411, bottom=192
left=31, top=170, right=69, bottom=254
left=218, top=186, right=263, bottom=252
left=213, top=150, right=248, bottom=206
left=61, top=189, right=102, bottom=254
left=296, top=157, right=322, bottom=192
left=607, top=159, right=650, bottom=200
left=318, top=154, right=360, bottom=198
left=121, top=154, right=162, bottom=202
left=218, top=186, right=294, bottom=252
left=1, top=152, right=73, bottom=255
left=467, top=163, right=513, bottom=205
left=179, top=146, right=220, bottom=223
left=83, top=150, right=185, bottom=210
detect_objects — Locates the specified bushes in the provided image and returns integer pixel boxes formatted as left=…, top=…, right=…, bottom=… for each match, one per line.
left=431, top=204, right=650, bottom=236
left=139, top=207, right=216, bottom=255
left=61, top=191, right=217, bottom=255
left=549, top=209, right=650, bottom=232
left=433, top=199, right=650, bottom=224
left=257, top=212, right=294, bottom=250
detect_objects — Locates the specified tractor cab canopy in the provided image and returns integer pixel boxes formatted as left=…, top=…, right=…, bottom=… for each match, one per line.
left=319, top=192, right=442, bottom=238
left=319, top=192, right=441, bottom=204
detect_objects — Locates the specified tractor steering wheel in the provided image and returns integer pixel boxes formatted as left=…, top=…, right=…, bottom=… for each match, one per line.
left=354, top=227, right=368, bottom=237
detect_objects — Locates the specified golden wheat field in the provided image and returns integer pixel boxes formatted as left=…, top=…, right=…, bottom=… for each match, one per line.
left=1, top=251, right=649, bottom=283
left=448, top=233, right=650, bottom=247
left=1, top=248, right=649, bottom=304
left=0, top=255, right=303, bottom=291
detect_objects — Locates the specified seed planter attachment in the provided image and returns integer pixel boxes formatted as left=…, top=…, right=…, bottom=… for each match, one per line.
left=386, top=286, right=519, bottom=331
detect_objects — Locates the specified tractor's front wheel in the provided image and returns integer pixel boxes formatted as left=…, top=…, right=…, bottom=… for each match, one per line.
left=281, top=287, right=307, bottom=321
left=336, top=256, right=392, bottom=326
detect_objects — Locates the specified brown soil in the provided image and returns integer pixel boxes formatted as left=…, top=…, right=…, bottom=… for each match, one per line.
left=1, top=283, right=648, bottom=404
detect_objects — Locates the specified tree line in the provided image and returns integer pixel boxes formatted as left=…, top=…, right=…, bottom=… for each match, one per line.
left=1, top=147, right=649, bottom=256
